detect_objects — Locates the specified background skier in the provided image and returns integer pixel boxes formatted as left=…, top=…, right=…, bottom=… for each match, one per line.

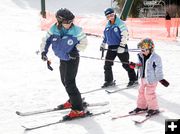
left=100, top=8, right=137, bottom=88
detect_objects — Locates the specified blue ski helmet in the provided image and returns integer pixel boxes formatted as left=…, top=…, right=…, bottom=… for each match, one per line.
left=104, top=8, right=114, bottom=16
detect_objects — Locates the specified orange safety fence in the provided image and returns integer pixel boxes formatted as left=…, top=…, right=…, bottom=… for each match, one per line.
left=126, top=18, right=180, bottom=40
left=40, top=12, right=180, bottom=41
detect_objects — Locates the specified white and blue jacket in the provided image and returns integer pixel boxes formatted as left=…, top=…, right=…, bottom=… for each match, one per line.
left=41, top=23, right=87, bottom=61
left=137, top=52, right=164, bottom=84
left=102, top=16, right=128, bottom=47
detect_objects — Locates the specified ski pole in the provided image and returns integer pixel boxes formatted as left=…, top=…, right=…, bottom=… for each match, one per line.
left=36, top=50, right=53, bottom=71
left=80, top=55, right=129, bottom=64
left=103, top=48, right=140, bottom=52
left=101, top=48, right=104, bottom=59
left=128, top=49, right=140, bottom=52
left=47, top=60, right=53, bottom=71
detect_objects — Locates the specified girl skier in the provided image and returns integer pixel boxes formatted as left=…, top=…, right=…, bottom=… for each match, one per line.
left=129, top=38, right=169, bottom=116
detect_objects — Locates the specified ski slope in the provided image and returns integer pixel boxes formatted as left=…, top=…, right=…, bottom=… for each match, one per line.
left=0, top=0, right=180, bottom=134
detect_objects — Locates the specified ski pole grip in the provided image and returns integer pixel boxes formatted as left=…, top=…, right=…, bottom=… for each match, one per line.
left=47, top=60, right=53, bottom=71
left=101, top=49, right=104, bottom=59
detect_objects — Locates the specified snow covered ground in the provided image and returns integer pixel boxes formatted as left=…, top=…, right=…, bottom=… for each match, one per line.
left=0, top=0, right=180, bottom=134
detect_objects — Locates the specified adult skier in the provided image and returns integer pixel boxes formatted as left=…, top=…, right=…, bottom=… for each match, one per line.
left=100, top=8, right=137, bottom=88
left=40, top=8, right=88, bottom=120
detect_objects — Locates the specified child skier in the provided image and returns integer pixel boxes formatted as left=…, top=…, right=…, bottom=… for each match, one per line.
left=40, top=8, right=88, bottom=120
left=129, top=38, right=169, bottom=116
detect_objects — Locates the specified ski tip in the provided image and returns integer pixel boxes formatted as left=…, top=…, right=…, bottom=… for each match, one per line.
left=111, top=117, right=116, bottom=120
left=21, top=125, right=26, bottom=128
left=105, top=90, right=111, bottom=94
left=21, top=125, right=29, bottom=130
left=133, top=120, right=141, bottom=125
left=16, top=111, right=21, bottom=115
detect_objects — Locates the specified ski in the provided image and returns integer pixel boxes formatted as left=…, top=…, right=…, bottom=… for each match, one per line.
left=16, top=101, right=109, bottom=116
left=133, top=110, right=164, bottom=125
left=133, top=116, right=152, bottom=124
left=22, top=109, right=110, bottom=131
left=105, top=84, right=138, bottom=94
left=81, top=82, right=124, bottom=94
left=111, top=111, right=146, bottom=120
left=80, top=87, right=107, bottom=94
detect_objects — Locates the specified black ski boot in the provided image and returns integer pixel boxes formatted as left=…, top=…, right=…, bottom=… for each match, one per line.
left=129, top=107, right=148, bottom=114
left=146, top=109, right=160, bottom=117
left=101, top=80, right=116, bottom=88
left=127, top=80, right=138, bottom=87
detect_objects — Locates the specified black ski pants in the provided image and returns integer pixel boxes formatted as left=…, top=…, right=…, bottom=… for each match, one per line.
left=59, top=57, right=83, bottom=111
left=104, top=49, right=137, bottom=82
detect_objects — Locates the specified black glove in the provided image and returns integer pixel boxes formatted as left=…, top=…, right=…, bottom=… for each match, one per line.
left=41, top=52, right=48, bottom=61
left=159, top=79, right=169, bottom=87
left=69, top=50, right=79, bottom=60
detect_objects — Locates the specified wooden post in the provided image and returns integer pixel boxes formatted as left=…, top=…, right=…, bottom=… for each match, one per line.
left=40, top=0, right=46, bottom=18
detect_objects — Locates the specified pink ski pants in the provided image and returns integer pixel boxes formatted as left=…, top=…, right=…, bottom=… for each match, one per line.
left=137, top=78, right=159, bottom=110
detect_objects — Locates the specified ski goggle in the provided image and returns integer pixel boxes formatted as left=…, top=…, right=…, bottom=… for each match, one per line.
left=138, top=42, right=151, bottom=52
left=106, top=13, right=115, bottom=18
left=140, top=42, right=150, bottom=49
left=138, top=42, right=153, bottom=50
left=141, top=49, right=149, bottom=52
left=56, top=16, right=73, bottom=24
left=62, top=19, right=73, bottom=24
